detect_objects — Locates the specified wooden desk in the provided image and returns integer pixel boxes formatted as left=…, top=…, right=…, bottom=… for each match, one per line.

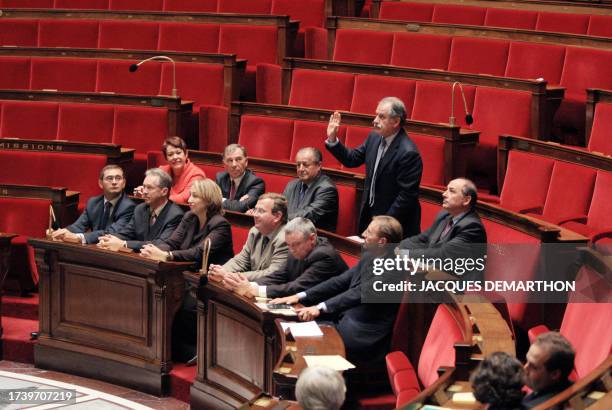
left=28, top=238, right=193, bottom=395
left=0, top=233, right=17, bottom=360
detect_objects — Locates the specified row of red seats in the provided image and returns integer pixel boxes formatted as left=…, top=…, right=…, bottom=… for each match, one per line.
left=489, top=150, right=612, bottom=243
left=0, top=100, right=169, bottom=166
left=332, top=29, right=612, bottom=134
left=378, top=1, right=612, bottom=38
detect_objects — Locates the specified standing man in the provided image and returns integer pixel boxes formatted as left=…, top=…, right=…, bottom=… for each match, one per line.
left=284, top=147, right=338, bottom=232
left=326, top=97, right=422, bottom=237
left=216, top=143, right=265, bottom=213
left=52, top=165, right=135, bottom=244
left=98, top=168, right=184, bottom=251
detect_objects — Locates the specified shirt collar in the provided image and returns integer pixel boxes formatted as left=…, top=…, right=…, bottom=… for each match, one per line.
left=104, top=194, right=122, bottom=208
left=151, top=200, right=168, bottom=218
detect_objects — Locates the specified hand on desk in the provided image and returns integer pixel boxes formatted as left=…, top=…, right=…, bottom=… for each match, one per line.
left=269, top=294, right=300, bottom=305
left=224, top=272, right=256, bottom=298
left=50, top=228, right=79, bottom=243
left=97, top=234, right=125, bottom=251
left=295, top=306, right=320, bottom=321
left=208, top=264, right=228, bottom=282
left=140, top=244, right=168, bottom=261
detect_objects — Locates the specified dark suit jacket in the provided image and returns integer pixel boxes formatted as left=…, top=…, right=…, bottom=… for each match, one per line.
left=398, top=209, right=487, bottom=277
left=302, top=253, right=399, bottom=364
left=256, top=236, right=348, bottom=298
left=67, top=193, right=136, bottom=244
left=327, top=129, right=422, bottom=237
left=283, top=174, right=339, bottom=232
left=216, top=169, right=265, bottom=213
left=523, top=380, right=573, bottom=408
left=158, top=212, right=233, bottom=267
left=116, top=201, right=184, bottom=250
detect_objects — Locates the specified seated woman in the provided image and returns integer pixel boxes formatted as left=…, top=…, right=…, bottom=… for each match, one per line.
left=140, top=178, right=233, bottom=363
left=135, top=136, right=205, bottom=204
left=470, top=351, right=526, bottom=410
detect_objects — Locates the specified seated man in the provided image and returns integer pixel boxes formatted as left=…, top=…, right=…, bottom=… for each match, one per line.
left=216, top=143, right=265, bottom=213
left=98, top=168, right=184, bottom=251
left=397, top=178, right=486, bottom=278
left=209, top=193, right=289, bottom=282
left=271, top=216, right=403, bottom=366
left=224, top=217, right=348, bottom=299
left=523, top=332, right=575, bottom=408
left=52, top=165, right=135, bottom=244
left=283, top=147, right=338, bottom=232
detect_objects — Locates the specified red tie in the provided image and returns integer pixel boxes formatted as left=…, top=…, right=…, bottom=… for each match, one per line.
left=229, top=180, right=237, bottom=200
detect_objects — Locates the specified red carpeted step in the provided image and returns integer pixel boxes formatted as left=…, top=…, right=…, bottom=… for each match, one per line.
left=2, top=316, right=37, bottom=364
left=2, top=294, right=39, bottom=320
left=169, top=363, right=196, bottom=403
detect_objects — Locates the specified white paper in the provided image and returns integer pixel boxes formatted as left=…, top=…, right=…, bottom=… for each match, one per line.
left=280, top=321, right=323, bottom=337
left=303, top=355, right=355, bottom=371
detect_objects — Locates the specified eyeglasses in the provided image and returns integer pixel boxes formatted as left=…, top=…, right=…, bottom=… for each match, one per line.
left=103, top=175, right=124, bottom=182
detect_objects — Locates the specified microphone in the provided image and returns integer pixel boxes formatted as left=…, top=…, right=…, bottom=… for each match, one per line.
left=449, top=82, right=474, bottom=127
left=128, top=56, right=177, bottom=97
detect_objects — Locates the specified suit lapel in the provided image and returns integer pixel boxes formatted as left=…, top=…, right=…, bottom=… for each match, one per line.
left=376, top=130, right=404, bottom=177
left=431, top=214, right=452, bottom=245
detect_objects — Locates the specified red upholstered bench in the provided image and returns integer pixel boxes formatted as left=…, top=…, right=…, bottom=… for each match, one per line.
left=38, top=19, right=99, bottom=48
left=432, top=3, right=486, bottom=26
left=0, top=19, right=38, bottom=47
left=588, top=101, right=612, bottom=156
left=109, top=0, right=162, bottom=11
left=390, top=32, right=452, bottom=70
left=333, top=29, right=394, bottom=65
left=289, top=69, right=355, bottom=111
left=238, top=115, right=294, bottom=161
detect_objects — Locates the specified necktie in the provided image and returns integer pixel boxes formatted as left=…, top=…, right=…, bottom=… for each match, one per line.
left=229, top=179, right=237, bottom=200
left=150, top=212, right=157, bottom=227
left=440, top=218, right=454, bottom=240
left=100, top=201, right=112, bottom=229
left=298, top=183, right=308, bottom=204
left=369, top=139, right=388, bottom=207
left=260, top=236, right=270, bottom=257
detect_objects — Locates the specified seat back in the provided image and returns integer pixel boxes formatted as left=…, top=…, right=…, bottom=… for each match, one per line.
left=586, top=170, right=612, bottom=231
left=219, top=24, right=278, bottom=67
left=38, top=19, right=99, bottom=48
left=432, top=4, right=486, bottom=25
left=58, top=103, right=115, bottom=143
left=390, top=32, right=451, bottom=70
left=411, top=81, right=476, bottom=128
left=55, top=0, right=109, bottom=8
left=109, top=0, right=163, bottom=11
left=31, top=57, right=98, bottom=92
left=535, top=11, right=589, bottom=35
left=163, top=0, right=217, bottom=12
left=291, top=120, right=344, bottom=169
left=379, top=1, right=434, bottom=22
left=448, top=37, right=509, bottom=76
left=238, top=115, right=294, bottom=160
left=351, top=75, right=416, bottom=117
left=0, top=197, right=52, bottom=238
left=112, top=106, right=169, bottom=153
left=0, top=19, right=39, bottom=47
left=484, top=8, right=538, bottom=30
left=0, top=57, right=31, bottom=89
left=560, top=47, right=612, bottom=101
left=333, top=29, right=393, bottom=65
left=218, top=0, right=271, bottom=13
left=160, top=62, right=226, bottom=108
left=289, top=69, right=354, bottom=111
left=541, top=162, right=596, bottom=224
left=588, top=102, right=612, bottom=156
left=342, top=126, right=369, bottom=174
left=158, top=22, right=220, bottom=53
left=271, top=0, right=326, bottom=29
left=96, top=59, right=161, bottom=95
left=587, top=15, right=612, bottom=37
left=411, top=133, right=445, bottom=188
left=505, top=42, right=565, bottom=85
left=499, top=151, right=554, bottom=212
left=0, top=100, right=59, bottom=140
left=98, top=20, right=159, bottom=50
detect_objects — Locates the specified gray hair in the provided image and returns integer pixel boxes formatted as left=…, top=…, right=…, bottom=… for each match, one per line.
left=145, top=168, right=173, bottom=195
left=379, top=96, right=407, bottom=125
left=296, top=366, right=346, bottom=410
left=284, top=217, right=316, bottom=239
left=223, top=143, right=247, bottom=159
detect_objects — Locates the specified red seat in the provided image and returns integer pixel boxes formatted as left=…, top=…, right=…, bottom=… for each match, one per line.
left=272, top=0, right=325, bottom=29
left=0, top=100, right=59, bottom=140
left=529, top=161, right=596, bottom=225
left=0, top=57, right=31, bottom=89
left=113, top=106, right=169, bottom=155
left=162, top=0, right=217, bottom=12
left=333, top=29, right=393, bottom=65
left=587, top=15, right=612, bottom=38
left=411, top=81, right=476, bottom=128
left=256, top=171, right=293, bottom=194
left=342, top=126, right=369, bottom=175
left=497, top=151, right=554, bottom=213
left=336, top=184, right=358, bottom=236
left=386, top=305, right=462, bottom=407
left=218, top=0, right=271, bottom=13
left=505, top=42, right=565, bottom=85
left=58, top=103, right=115, bottom=143
left=289, top=69, right=354, bottom=111
left=291, top=120, right=344, bottom=169
left=199, top=105, right=230, bottom=151
left=588, top=102, right=612, bottom=156
left=31, top=57, right=98, bottom=92
left=536, top=11, right=589, bottom=35
left=0, top=0, right=52, bottom=6
left=230, top=225, right=251, bottom=255
left=483, top=8, right=538, bottom=30
left=55, top=0, right=109, bottom=8
left=160, top=62, right=225, bottom=109
left=98, top=20, right=159, bottom=50
left=448, top=37, right=509, bottom=76
left=109, top=0, right=162, bottom=11
left=158, top=22, right=220, bottom=53
left=238, top=115, right=294, bottom=160
left=561, top=170, right=612, bottom=243
left=38, top=19, right=99, bottom=48
left=351, top=75, right=416, bottom=117
left=410, top=133, right=445, bottom=188
left=378, top=1, right=434, bottom=22
left=0, top=19, right=38, bottom=47
left=390, top=32, right=451, bottom=70
left=96, top=59, right=162, bottom=95
left=432, top=4, right=486, bottom=26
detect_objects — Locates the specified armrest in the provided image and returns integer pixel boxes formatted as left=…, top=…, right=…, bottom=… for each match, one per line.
left=528, top=325, right=550, bottom=343
left=518, top=205, right=543, bottom=214
left=556, top=214, right=588, bottom=225
left=591, top=228, right=612, bottom=244
left=386, top=351, right=414, bottom=379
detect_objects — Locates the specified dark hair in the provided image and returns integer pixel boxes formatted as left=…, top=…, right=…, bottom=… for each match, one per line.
left=460, top=178, right=478, bottom=210
left=99, top=164, right=124, bottom=180
left=471, top=352, right=525, bottom=410
left=259, top=192, right=288, bottom=224
left=535, top=332, right=575, bottom=380
left=162, top=136, right=188, bottom=159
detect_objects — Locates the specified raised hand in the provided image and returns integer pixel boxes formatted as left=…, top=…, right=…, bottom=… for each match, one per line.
left=327, top=111, right=342, bottom=142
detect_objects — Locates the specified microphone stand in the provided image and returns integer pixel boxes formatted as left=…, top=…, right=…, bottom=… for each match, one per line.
left=129, top=55, right=177, bottom=98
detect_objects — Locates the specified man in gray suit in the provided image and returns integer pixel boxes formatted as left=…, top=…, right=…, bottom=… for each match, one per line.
left=209, top=192, right=289, bottom=282
left=283, top=147, right=338, bottom=232
left=216, top=143, right=265, bottom=213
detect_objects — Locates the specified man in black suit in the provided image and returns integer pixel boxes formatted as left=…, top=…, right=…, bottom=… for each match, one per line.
left=326, top=97, right=422, bottom=237
left=51, top=165, right=135, bottom=244
left=523, top=332, right=575, bottom=408
left=98, top=168, right=184, bottom=251
left=216, top=143, right=265, bottom=213
left=270, top=215, right=404, bottom=366
left=397, top=178, right=486, bottom=278
left=224, top=217, right=347, bottom=299
left=283, top=147, right=338, bottom=232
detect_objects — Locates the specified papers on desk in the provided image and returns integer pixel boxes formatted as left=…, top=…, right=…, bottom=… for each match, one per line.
left=452, top=392, right=476, bottom=404
left=280, top=321, right=323, bottom=337
left=303, top=355, right=355, bottom=371
left=255, top=303, right=297, bottom=316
